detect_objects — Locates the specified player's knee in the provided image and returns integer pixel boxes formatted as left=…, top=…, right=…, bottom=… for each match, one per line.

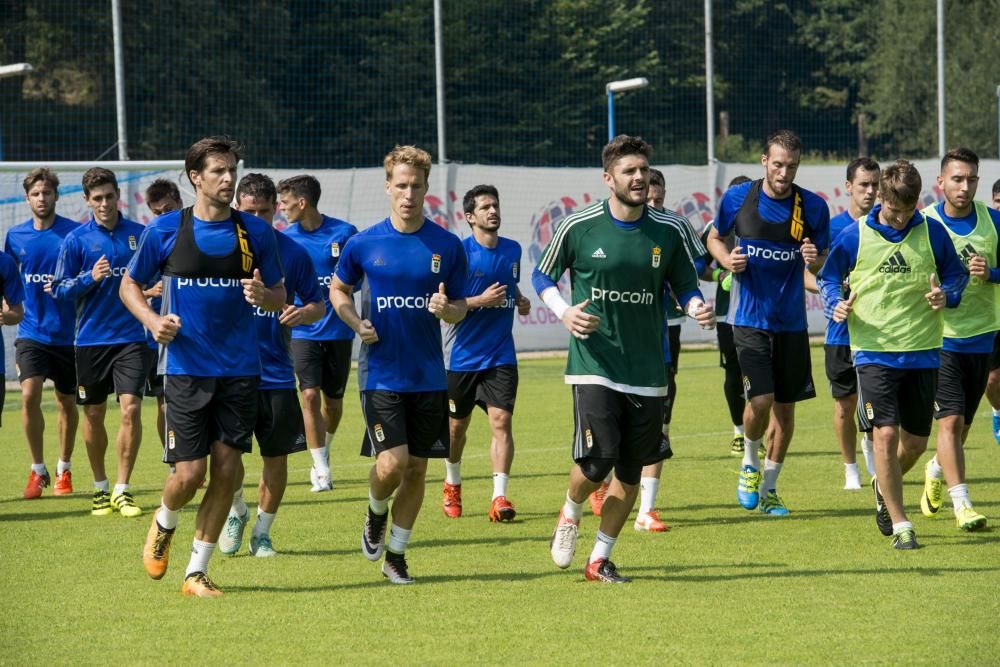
left=488, top=410, right=512, bottom=431
left=614, top=461, right=642, bottom=487
left=579, top=457, right=615, bottom=484
left=301, top=388, right=322, bottom=409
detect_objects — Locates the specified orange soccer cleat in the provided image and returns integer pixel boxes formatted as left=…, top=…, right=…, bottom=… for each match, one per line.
left=181, top=571, right=223, bottom=598
left=442, top=482, right=462, bottom=518
left=488, top=495, right=517, bottom=523
left=633, top=509, right=670, bottom=533
left=143, top=510, right=175, bottom=580
left=53, top=470, right=73, bottom=495
left=589, top=481, right=609, bottom=516
left=23, top=470, right=50, bottom=499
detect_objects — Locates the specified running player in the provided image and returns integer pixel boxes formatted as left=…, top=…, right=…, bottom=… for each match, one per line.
left=331, top=145, right=468, bottom=585
left=441, top=184, right=530, bottom=521
left=706, top=129, right=830, bottom=516
left=220, top=172, right=325, bottom=557
left=919, top=148, right=999, bottom=531
left=126, top=136, right=285, bottom=597
left=988, top=178, right=1000, bottom=445
left=536, top=135, right=714, bottom=583
left=50, top=167, right=149, bottom=518
left=820, top=159, right=967, bottom=549
left=0, top=251, right=25, bottom=424
left=279, top=175, right=359, bottom=492
left=823, top=158, right=879, bottom=490
left=6, top=168, right=80, bottom=498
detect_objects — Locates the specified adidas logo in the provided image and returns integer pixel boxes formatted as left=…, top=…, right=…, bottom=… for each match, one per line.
left=373, top=257, right=386, bottom=266
left=958, top=243, right=978, bottom=265
left=591, top=248, right=606, bottom=259
left=878, top=250, right=911, bottom=274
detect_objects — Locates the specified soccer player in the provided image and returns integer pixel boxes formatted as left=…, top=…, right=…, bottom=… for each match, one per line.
left=706, top=129, right=830, bottom=516
left=6, top=168, right=80, bottom=498
left=0, top=251, right=25, bottom=423
left=441, top=184, right=531, bottom=521
left=330, top=145, right=468, bottom=585
left=823, top=158, right=880, bottom=490
left=988, top=178, right=1000, bottom=446
left=145, top=178, right=183, bottom=216
left=50, top=167, right=149, bottom=518
left=535, top=135, right=714, bottom=583
left=279, top=175, right=359, bottom=492
left=125, top=137, right=285, bottom=597
left=820, top=159, right=967, bottom=549
left=220, top=172, right=325, bottom=557
left=919, top=148, right=1000, bottom=531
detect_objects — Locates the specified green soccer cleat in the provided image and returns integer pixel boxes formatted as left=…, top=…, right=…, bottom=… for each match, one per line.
left=920, top=460, right=943, bottom=518
left=91, top=489, right=113, bottom=516
left=892, top=528, right=920, bottom=550
left=758, top=491, right=790, bottom=516
left=249, top=533, right=277, bottom=557
left=219, top=509, right=249, bottom=555
left=955, top=502, right=987, bottom=532
left=111, top=490, right=143, bottom=518
left=730, top=435, right=745, bottom=455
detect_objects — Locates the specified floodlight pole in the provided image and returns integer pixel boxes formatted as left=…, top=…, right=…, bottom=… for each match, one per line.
left=112, top=0, right=129, bottom=160
left=936, top=0, right=945, bottom=158
left=996, top=85, right=1000, bottom=160
left=606, top=77, right=649, bottom=142
left=0, top=62, right=33, bottom=161
left=704, top=0, right=715, bottom=164
left=433, top=0, right=447, bottom=164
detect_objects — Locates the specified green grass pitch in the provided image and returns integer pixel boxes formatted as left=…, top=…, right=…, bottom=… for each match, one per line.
left=1, top=348, right=998, bottom=664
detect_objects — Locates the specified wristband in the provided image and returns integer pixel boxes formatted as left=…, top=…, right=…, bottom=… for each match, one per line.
left=685, top=298, right=705, bottom=318
left=541, top=286, right=570, bottom=320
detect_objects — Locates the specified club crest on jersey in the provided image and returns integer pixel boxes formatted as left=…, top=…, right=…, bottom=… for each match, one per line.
left=77, top=386, right=87, bottom=400
left=431, top=253, right=441, bottom=274
left=585, top=429, right=593, bottom=449
left=512, top=262, right=519, bottom=279
left=652, top=246, right=661, bottom=268
left=865, top=402, right=874, bottom=420
left=128, top=235, right=137, bottom=250
left=374, top=424, right=386, bottom=442
left=448, top=399, right=456, bottom=413
left=168, top=430, right=176, bottom=450
left=331, top=242, right=340, bottom=258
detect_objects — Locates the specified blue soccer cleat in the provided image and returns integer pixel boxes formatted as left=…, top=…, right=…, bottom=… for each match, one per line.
left=737, top=465, right=761, bottom=510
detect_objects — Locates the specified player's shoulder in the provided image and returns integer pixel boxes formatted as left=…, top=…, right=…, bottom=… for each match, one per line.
left=275, top=228, right=308, bottom=259
left=8, top=218, right=33, bottom=236
left=983, top=203, right=1000, bottom=225
left=63, top=219, right=93, bottom=241
left=147, top=209, right=182, bottom=234
left=421, top=219, right=464, bottom=247
left=497, top=235, right=521, bottom=255
left=551, top=200, right=608, bottom=241
left=322, top=214, right=356, bottom=232
left=119, top=217, right=147, bottom=235
left=721, top=180, right=754, bottom=204
left=0, top=249, right=18, bottom=271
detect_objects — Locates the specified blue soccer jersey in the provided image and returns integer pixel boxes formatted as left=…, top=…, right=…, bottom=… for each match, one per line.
left=715, top=180, right=830, bottom=332
left=824, top=210, right=859, bottom=346
left=5, top=215, right=82, bottom=346
left=51, top=216, right=147, bottom=346
left=444, top=235, right=521, bottom=372
left=336, top=218, right=466, bottom=392
left=126, top=209, right=284, bottom=377
left=256, top=231, right=324, bottom=390
left=0, top=252, right=25, bottom=376
left=283, top=215, right=359, bottom=342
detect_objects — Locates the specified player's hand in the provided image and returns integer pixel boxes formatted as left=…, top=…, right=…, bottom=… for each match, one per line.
left=832, top=291, right=858, bottom=323
left=562, top=298, right=600, bottom=339
left=428, top=282, right=449, bottom=319
left=690, top=300, right=716, bottom=330
left=801, top=237, right=818, bottom=265
left=476, top=282, right=507, bottom=308
left=968, top=253, right=989, bottom=279
left=357, top=318, right=378, bottom=344
left=729, top=246, right=748, bottom=273
left=91, top=255, right=111, bottom=282
left=278, top=304, right=304, bottom=327
left=151, top=313, right=181, bottom=344
left=241, top=268, right=266, bottom=306
left=925, top=274, right=945, bottom=310
left=143, top=280, right=163, bottom=299
left=516, top=294, right=531, bottom=316
left=43, top=280, right=54, bottom=296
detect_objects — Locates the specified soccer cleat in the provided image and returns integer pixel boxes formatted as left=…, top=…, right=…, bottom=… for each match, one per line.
left=589, top=481, right=609, bottom=516
left=382, top=551, right=415, bottom=585
left=442, top=482, right=462, bottom=518
left=488, top=495, right=516, bottom=523
left=892, top=528, right=920, bottom=550
left=584, top=558, right=631, bottom=584
left=920, top=460, right=943, bottom=517
left=53, top=470, right=73, bottom=495
left=181, top=571, right=223, bottom=597
left=219, top=509, right=249, bottom=555
left=993, top=412, right=1000, bottom=447
left=111, top=490, right=143, bottom=518
left=309, top=466, right=332, bottom=492
left=844, top=468, right=862, bottom=491
left=871, top=478, right=892, bottom=537
left=730, top=435, right=745, bottom=455
left=550, top=510, right=579, bottom=569
left=23, top=470, right=50, bottom=499
left=634, top=509, right=670, bottom=532
left=91, top=489, right=113, bottom=516
left=249, top=533, right=277, bottom=557
left=361, top=506, right=389, bottom=561
left=737, top=465, right=761, bottom=510
left=142, top=511, right=175, bottom=580
left=955, top=502, right=987, bottom=532
left=758, top=491, right=790, bottom=516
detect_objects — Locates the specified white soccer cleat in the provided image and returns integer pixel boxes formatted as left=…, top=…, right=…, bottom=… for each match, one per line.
left=310, top=466, right=332, bottom=493
left=844, top=469, right=862, bottom=490
left=550, top=511, right=579, bottom=569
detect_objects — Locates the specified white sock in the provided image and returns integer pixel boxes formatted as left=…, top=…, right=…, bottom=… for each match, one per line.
left=158, top=500, right=180, bottom=530
left=31, top=463, right=47, bottom=475
left=993, top=407, right=1000, bottom=417
left=892, top=520, right=913, bottom=535
left=231, top=488, right=248, bottom=517
left=734, top=425, right=745, bottom=436
left=948, top=483, right=970, bottom=513
left=638, top=477, right=660, bottom=514
left=387, top=523, right=411, bottom=554
left=861, top=434, right=875, bottom=476
left=562, top=492, right=584, bottom=522
left=310, top=445, right=329, bottom=471
left=57, top=460, right=71, bottom=475
left=762, top=458, right=782, bottom=494
left=368, top=489, right=390, bottom=515
left=94, top=479, right=110, bottom=492
left=492, top=472, right=509, bottom=500
left=324, top=432, right=333, bottom=448
left=845, top=462, right=860, bottom=478
left=253, top=509, right=275, bottom=537
left=185, top=539, right=215, bottom=576
left=589, top=530, right=616, bottom=564
left=742, top=438, right=762, bottom=469
left=445, top=460, right=462, bottom=485
left=927, top=456, right=944, bottom=479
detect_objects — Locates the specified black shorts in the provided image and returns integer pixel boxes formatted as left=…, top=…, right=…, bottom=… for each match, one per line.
left=0, top=380, right=5, bottom=427
left=447, top=365, right=518, bottom=419
left=733, top=327, right=816, bottom=403
left=75, top=342, right=149, bottom=405
left=934, top=350, right=990, bottom=425
left=824, top=344, right=857, bottom=399
left=255, top=388, right=308, bottom=458
left=14, top=338, right=76, bottom=395
left=991, top=332, right=1000, bottom=371
left=291, top=339, right=353, bottom=399
left=360, top=390, right=450, bottom=458
left=144, top=345, right=164, bottom=398
left=856, top=364, right=937, bottom=437
left=717, top=322, right=738, bottom=370
left=666, top=323, right=681, bottom=375
left=571, top=384, right=666, bottom=467
left=163, top=375, right=258, bottom=463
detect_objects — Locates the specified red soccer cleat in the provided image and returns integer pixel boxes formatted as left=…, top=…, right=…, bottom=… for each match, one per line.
left=488, top=495, right=517, bottom=523
left=23, top=470, right=50, bottom=499
left=442, top=482, right=462, bottom=518
left=588, top=481, right=609, bottom=516
left=53, top=470, right=74, bottom=495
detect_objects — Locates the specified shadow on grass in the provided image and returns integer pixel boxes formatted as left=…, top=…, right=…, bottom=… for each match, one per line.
left=0, top=507, right=89, bottom=521
left=281, top=533, right=550, bottom=558
left=627, top=562, right=1000, bottom=582
left=224, top=568, right=568, bottom=593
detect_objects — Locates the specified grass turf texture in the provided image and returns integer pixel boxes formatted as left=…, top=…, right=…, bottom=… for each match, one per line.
left=2, top=348, right=999, bottom=665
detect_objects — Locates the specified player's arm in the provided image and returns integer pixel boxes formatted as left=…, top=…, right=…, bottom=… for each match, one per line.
left=666, top=235, right=713, bottom=329
left=818, top=227, right=858, bottom=323
left=532, top=267, right=599, bottom=339
left=466, top=282, right=507, bottom=309
left=330, top=276, right=377, bottom=344
left=0, top=256, right=25, bottom=325
left=1, top=299, right=24, bottom=325
left=969, top=210, right=1000, bottom=283
left=120, top=227, right=181, bottom=343
left=803, top=268, right=819, bottom=294
left=277, top=252, right=325, bottom=327
left=928, top=221, right=969, bottom=309
left=49, top=237, right=98, bottom=301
